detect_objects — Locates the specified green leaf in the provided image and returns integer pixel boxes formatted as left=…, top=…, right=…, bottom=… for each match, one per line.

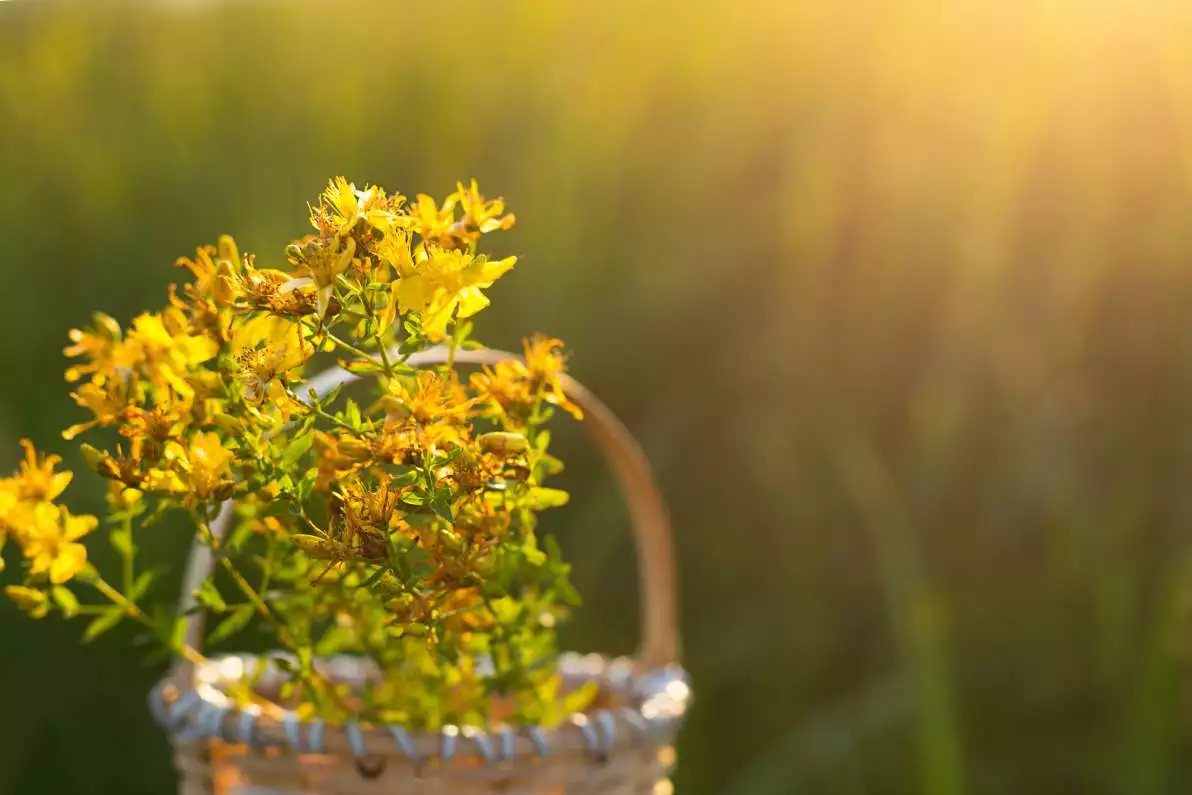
left=561, top=681, right=600, bottom=715
left=82, top=606, right=125, bottom=643
left=194, top=579, right=227, bottom=613
left=51, top=586, right=79, bottom=619
left=536, top=452, right=565, bottom=477
left=523, top=544, right=547, bottom=567
left=280, top=431, right=314, bottom=470
left=344, top=359, right=382, bottom=376
left=527, top=487, right=570, bottom=510
left=315, top=625, right=354, bottom=656
left=129, top=570, right=159, bottom=602
left=208, top=604, right=255, bottom=645
left=319, top=383, right=344, bottom=409
left=344, top=399, right=362, bottom=427
left=170, top=615, right=188, bottom=653
left=451, top=320, right=474, bottom=347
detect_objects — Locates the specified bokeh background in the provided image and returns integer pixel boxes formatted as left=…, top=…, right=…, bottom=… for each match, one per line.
left=5, top=1, right=1192, bottom=792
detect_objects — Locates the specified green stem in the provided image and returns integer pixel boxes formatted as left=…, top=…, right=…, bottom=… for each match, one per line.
left=324, top=329, right=385, bottom=369
left=121, top=513, right=134, bottom=595
left=89, top=573, right=207, bottom=667
left=376, top=334, right=396, bottom=378
left=289, top=388, right=363, bottom=434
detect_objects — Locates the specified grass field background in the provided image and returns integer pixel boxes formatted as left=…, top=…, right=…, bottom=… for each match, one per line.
left=5, top=2, right=1192, bottom=793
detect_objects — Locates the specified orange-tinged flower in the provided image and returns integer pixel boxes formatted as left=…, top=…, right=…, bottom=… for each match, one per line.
left=470, top=337, right=582, bottom=422
left=522, top=336, right=582, bottom=420
left=381, top=371, right=472, bottom=428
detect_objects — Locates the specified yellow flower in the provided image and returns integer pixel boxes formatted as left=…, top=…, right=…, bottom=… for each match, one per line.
left=63, top=312, right=124, bottom=384
left=175, top=235, right=241, bottom=307
left=522, top=335, right=582, bottom=420
left=395, top=247, right=516, bottom=341
left=145, top=432, right=233, bottom=502
left=285, top=235, right=357, bottom=319
left=123, top=310, right=219, bottom=400
left=470, top=336, right=582, bottom=422
left=184, top=432, right=234, bottom=500
left=4, top=586, right=48, bottom=618
left=63, top=378, right=134, bottom=440
left=20, top=502, right=97, bottom=584
left=312, top=177, right=403, bottom=239
left=454, top=179, right=516, bottom=240
left=7, top=439, right=73, bottom=503
left=0, top=480, right=20, bottom=553
left=402, top=193, right=459, bottom=244
left=381, top=371, right=472, bottom=427
left=231, top=315, right=312, bottom=410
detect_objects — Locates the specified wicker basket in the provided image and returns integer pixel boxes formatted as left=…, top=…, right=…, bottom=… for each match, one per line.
left=149, top=346, right=689, bottom=794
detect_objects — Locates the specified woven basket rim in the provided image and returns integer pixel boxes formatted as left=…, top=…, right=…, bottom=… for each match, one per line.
left=151, top=651, right=689, bottom=767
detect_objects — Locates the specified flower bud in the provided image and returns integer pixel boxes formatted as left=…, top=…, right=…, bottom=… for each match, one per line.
left=92, top=312, right=122, bottom=341
left=478, top=432, right=529, bottom=456
left=437, top=527, right=463, bottom=553
left=4, top=586, right=48, bottom=618
left=214, top=261, right=238, bottom=306
left=217, top=234, right=240, bottom=266
left=336, top=437, right=372, bottom=462
left=378, top=395, right=409, bottom=422
left=292, top=535, right=340, bottom=560
left=211, top=413, right=244, bottom=435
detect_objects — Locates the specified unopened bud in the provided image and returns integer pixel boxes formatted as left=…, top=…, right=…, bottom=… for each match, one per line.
left=217, top=234, right=240, bottom=266
left=402, top=622, right=430, bottom=637
left=437, top=527, right=463, bottom=553
left=214, top=261, right=238, bottom=306
left=92, top=312, right=122, bottom=341
left=4, top=586, right=48, bottom=617
left=211, top=413, right=244, bottom=435
left=378, top=395, right=409, bottom=422
left=336, top=437, right=371, bottom=462
left=478, top=432, right=529, bottom=456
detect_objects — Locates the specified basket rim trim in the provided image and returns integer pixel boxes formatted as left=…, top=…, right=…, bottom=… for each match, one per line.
left=151, top=651, right=689, bottom=765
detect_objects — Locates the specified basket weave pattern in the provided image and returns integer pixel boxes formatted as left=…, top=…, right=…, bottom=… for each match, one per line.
left=152, top=347, right=688, bottom=794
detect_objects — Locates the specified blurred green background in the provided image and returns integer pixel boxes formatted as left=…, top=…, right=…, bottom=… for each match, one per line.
left=5, top=1, right=1192, bottom=793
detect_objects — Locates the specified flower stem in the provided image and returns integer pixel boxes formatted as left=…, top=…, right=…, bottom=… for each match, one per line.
left=89, top=574, right=207, bottom=667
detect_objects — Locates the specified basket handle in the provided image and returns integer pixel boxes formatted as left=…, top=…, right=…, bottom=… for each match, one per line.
left=174, top=345, right=679, bottom=686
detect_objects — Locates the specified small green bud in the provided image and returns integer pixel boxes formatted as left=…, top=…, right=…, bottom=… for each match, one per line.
left=403, top=622, right=430, bottom=637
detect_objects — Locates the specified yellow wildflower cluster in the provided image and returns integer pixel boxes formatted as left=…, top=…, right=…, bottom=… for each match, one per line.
left=0, top=441, right=97, bottom=617
left=2, top=177, right=588, bottom=730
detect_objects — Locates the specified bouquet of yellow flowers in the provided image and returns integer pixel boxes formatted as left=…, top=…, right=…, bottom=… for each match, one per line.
left=0, top=177, right=594, bottom=729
